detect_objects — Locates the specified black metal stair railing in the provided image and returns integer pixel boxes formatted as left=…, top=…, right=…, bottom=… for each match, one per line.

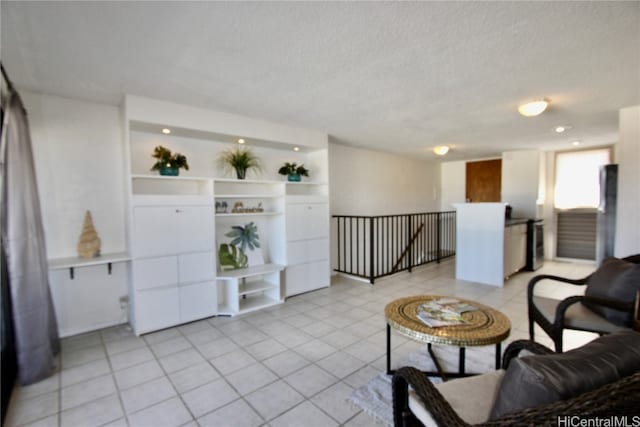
left=333, top=211, right=456, bottom=284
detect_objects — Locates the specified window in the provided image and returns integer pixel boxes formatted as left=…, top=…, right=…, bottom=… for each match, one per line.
left=554, top=148, right=611, bottom=209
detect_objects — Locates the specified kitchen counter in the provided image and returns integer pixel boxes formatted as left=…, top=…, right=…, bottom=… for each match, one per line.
left=505, top=218, right=529, bottom=227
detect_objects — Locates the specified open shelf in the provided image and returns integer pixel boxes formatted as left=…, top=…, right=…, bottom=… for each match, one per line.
left=132, top=174, right=212, bottom=181
left=215, top=212, right=281, bottom=217
left=215, top=194, right=281, bottom=199
left=214, top=178, right=282, bottom=184
left=49, top=251, right=130, bottom=270
left=217, top=263, right=285, bottom=279
left=238, top=280, right=278, bottom=297
left=285, top=181, right=328, bottom=186
left=238, top=294, right=282, bottom=314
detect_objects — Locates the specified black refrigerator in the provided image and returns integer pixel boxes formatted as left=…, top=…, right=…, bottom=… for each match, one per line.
left=596, top=164, right=618, bottom=265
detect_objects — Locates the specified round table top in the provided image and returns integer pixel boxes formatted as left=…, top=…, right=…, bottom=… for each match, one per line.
left=385, top=295, right=511, bottom=347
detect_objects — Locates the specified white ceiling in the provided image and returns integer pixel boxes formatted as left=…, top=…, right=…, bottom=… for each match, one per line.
left=2, top=1, right=639, bottom=161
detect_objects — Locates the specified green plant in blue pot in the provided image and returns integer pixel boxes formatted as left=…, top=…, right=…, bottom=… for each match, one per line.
left=278, top=162, right=309, bottom=182
left=150, top=145, right=189, bottom=176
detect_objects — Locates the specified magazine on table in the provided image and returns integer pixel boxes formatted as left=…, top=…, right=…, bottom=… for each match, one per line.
left=417, top=297, right=478, bottom=327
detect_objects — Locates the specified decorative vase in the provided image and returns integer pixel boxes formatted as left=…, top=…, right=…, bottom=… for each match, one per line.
left=159, top=166, right=179, bottom=176
left=235, top=168, right=246, bottom=180
left=77, top=210, right=101, bottom=259
left=287, top=173, right=301, bottom=182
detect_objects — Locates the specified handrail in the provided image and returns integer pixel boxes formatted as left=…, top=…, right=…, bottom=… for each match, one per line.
left=333, top=211, right=456, bottom=284
left=392, top=223, right=424, bottom=273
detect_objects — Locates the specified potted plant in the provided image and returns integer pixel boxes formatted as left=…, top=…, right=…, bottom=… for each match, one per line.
left=218, top=147, right=262, bottom=180
left=278, top=162, right=309, bottom=182
left=150, top=145, right=189, bottom=176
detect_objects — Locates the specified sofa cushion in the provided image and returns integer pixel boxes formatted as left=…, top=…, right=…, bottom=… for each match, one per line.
left=533, top=295, right=627, bottom=333
left=489, top=330, right=640, bottom=420
left=583, top=257, right=640, bottom=326
left=409, top=369, right=505, bottom=426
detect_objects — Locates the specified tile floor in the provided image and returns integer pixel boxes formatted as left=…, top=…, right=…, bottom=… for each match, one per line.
left=5, top=258, right=598, bottom=427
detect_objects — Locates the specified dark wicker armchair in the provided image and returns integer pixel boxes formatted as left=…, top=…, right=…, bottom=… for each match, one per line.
left=392, top=338, right=640, bottom=427
left=527, top=254, right=640, bottom=352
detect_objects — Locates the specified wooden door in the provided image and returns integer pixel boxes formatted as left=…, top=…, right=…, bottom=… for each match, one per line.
left=466, top=159, right=502, bottom=202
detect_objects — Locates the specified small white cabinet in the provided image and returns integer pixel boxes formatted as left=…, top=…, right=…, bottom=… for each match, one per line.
left=284, top=190, right=330, bottom=297
left=129, top=178, right=217, bottom=335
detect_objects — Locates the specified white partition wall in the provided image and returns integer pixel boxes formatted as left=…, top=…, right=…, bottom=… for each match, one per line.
left=454, top=203, right=507, bottom=287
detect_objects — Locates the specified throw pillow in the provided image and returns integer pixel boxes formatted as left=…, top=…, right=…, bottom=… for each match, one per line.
left=583, top=257, right=640, bottom=326
left=489, top=330, right=640, bottom=420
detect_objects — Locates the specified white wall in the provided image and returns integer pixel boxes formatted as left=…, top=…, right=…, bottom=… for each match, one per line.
left=22, top=91, right=128, bottom=336
left=328, top=143, right=440, bottom=215
left=440, top=161, right=466, bottom=211
left=542, top=151, right=557, bottom=259
left=23, top=91, right=127, bottom=257
left=615, top=105, right=640, bottom=257
left=501, top=150, right=542, bottom=219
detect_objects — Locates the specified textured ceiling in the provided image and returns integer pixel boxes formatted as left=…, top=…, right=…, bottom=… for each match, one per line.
left=2, top=1, right=639, bottom=160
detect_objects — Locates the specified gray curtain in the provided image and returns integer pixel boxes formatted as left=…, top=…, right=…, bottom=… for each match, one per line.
left=1, top=83, right=59, bottom=385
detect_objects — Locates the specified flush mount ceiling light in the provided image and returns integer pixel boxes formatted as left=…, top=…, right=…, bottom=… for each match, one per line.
left=237, top=138, right=245, bottom=144
left=572, top=140, right=581, bottom=146
left=518, top=99, right=549, bottom=117
left=554, top=125, right=573, bottom=133
left=293, top=146, right=300, bottom=152
left=433, top=146, right=450, bottom=156
left=161, top=128, right=171, bottom=134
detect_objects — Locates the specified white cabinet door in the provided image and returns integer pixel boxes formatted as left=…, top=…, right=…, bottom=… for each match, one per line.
left=307, top=204, right=329, bottom=239
left=178, top=252, right=215, bottom=284
left=135, top=287, right=180, bottom=333
left=287, top=238, right=329, bottom=264
left=133, top=256, right=178, bottom=291
left=180, top=281, right=217, bottom=322
left=285, top=260, right=330, bottom=297
left=286, top=204, right=307, bottom=241
left=175, top=206, right=215, bottom=253
left=307, top=260, right=330, bottom=291
left=134, top=206, right=214, bottom=257
left=133, top=207, right=178, bottom=257
left=285, top=264, right=307, bottom=297
left=286, top=203, right=329, bottom=241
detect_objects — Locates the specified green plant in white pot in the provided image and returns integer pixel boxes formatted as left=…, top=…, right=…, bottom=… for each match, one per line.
left=278, top=162, right=309, bottom=182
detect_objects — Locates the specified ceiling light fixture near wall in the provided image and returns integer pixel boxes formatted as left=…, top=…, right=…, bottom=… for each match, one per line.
left=572, top=140, right=581, bottom=146
left=293, top=146, right=300, bottom=152
left=518, top=99, right=549, bottom=117
left=161, top=128, right=171, bottom=134
left=554, top=125, right=573, bottom=133
left=237, top=138, right=245, bottom=144
left=433, top=146, right=450, bottom=156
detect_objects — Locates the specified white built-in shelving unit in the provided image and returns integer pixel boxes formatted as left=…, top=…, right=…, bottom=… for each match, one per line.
left=124, top=95, right=330, bottom=335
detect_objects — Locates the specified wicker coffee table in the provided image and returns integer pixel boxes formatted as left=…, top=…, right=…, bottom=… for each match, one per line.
left=385, top=295, right=511, bottom=379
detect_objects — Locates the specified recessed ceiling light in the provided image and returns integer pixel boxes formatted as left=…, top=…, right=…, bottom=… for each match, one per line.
left=433, top=146, right=450, bottom=156
left=572, top=140, right=581, bottom=146
left=161, top=128, right=171, bottom=134
left=237, top=138, right=245, bottom=144
left=554, top=125, right=573, bottom=133
left=518, top=99, right=549, bottom=117
left=293, top=146, right=300, bottom=152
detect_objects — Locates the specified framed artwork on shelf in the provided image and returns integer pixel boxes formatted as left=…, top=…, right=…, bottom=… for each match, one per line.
left=217, top=221, right=265, bottom=271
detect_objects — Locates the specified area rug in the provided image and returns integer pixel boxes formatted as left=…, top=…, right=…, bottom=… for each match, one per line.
left=349, top=344, right=496, bottom=426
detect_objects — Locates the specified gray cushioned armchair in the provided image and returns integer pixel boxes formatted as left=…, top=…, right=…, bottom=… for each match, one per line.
left=527, top=254, right=640, bottom=352
left=392, top=332, right=640, bottom=427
